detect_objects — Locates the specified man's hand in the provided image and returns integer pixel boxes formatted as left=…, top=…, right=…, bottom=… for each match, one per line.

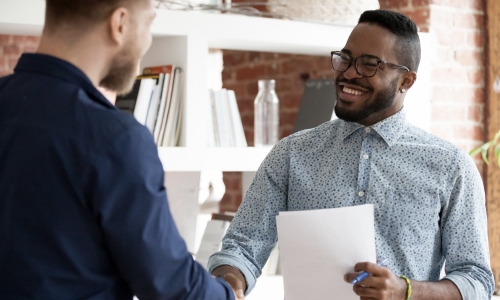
left=222, top=273, right=245, bottom=300
left=212, top=265, right=246, bottom=300
left=344, top=261, right=407, bottom=299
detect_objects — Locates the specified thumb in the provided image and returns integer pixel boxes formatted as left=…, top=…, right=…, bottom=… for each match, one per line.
left=223, top=273, right=245, bottom=299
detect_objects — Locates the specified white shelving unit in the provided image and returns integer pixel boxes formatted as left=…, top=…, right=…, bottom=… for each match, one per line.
left=0, top=0, right=355, bottom=172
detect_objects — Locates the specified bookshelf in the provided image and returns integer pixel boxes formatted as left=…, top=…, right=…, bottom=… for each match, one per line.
left=0, top=0, right=356, bottom=171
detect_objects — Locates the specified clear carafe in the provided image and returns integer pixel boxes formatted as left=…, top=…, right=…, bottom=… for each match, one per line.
left=254, top=79, right=279, bottom=147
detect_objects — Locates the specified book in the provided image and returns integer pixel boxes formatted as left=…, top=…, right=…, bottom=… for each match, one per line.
left=226, top=90, right=248, bottom=147
left=208, top=90, right=220, bottom=147
left=115, top=79, right=141, bottom=114
left=145, top=73, right=165, bottom=133
left=143, top=65, right=174, bottom=75
left=115, top=78, right=156, bottom=125
left=162, top=68, right=183, bottom=147
left=213, top=89, right=231, bottom=147
left=150, top=66, right=175, bottom=144
left=133, top=78, right=156, bottom=125
left=293, top=78, right=337, bottom=133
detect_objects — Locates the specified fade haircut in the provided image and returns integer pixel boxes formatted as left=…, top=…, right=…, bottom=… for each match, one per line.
left=44, top=0, right=135, bottom=30
left=358, top=10, right=421, bottom=72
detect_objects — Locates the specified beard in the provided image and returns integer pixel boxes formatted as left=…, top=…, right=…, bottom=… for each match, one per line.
left=334, top=76, right=399, bottom=123
left=99, top=40, right=140, bottom=96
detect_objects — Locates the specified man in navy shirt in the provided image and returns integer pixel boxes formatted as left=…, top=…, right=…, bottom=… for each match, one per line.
left=0, top=0, right=243, bottom=299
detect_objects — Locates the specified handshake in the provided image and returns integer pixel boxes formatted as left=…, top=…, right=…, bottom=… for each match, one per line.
left=212, top=266, right=246, bottom=300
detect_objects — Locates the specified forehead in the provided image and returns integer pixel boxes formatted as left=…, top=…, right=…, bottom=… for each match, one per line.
left=343, top=23, right=397, bottom=61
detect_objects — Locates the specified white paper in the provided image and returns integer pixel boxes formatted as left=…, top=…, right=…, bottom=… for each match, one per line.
left=276, top=204, right=376, bottom=300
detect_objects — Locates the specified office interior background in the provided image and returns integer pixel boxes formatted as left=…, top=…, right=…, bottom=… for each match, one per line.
left=2, top=0, right=500, bottom=296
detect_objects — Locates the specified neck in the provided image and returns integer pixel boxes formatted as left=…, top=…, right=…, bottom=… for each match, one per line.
left=36, top=28, right=111, bottom=87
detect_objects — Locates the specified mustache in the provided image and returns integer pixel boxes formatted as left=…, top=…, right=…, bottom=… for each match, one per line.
left=336, top=78, right=373, bottom=91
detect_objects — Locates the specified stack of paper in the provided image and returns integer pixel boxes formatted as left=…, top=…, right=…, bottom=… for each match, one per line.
left=276, top=204, right=376, bottom=300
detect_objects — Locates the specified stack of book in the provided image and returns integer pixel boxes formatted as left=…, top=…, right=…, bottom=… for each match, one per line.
left=207, top=89, right=247, bottom=147
left=116, top=65, right=183, bottom=147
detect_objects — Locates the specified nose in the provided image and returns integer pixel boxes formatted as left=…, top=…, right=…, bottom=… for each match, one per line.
left=343, top=61, right=363, bottom=80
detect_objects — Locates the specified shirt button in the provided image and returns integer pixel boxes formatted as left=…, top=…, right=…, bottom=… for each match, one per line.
left=363, top=154, right=369, bottom=159
left=358, top=191, right=365, bottom=197
left=365, top=127, right=371, bottom=133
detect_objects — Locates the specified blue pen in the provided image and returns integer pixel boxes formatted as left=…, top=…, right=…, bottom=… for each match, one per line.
left=351, top=258, right=387, bottom=285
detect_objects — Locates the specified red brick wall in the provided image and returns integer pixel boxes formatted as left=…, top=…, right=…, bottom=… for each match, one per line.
left=220, top=0, right=487, bottom=212
left=0, top=35, right=40, bottom=76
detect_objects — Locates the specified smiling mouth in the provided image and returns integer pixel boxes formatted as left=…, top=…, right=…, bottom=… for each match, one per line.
left=342, top=86, right=368, bottom=96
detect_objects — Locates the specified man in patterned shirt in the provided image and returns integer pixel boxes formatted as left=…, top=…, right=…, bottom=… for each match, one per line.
left=209, top=9, right=495, bottom=300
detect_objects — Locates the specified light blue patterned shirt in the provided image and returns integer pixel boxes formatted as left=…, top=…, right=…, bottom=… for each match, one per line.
left=208, top=109, right=494, bottom=299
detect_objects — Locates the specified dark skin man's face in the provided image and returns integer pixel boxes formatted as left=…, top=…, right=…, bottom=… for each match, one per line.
left=333, top=23, right=408, bottom=126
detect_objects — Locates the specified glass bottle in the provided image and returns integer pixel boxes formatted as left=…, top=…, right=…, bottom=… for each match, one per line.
left=254, top=79, right=279, bottom=147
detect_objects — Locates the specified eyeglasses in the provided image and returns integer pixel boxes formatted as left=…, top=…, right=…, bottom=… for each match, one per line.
left=331, top=51, right=410, bottom=77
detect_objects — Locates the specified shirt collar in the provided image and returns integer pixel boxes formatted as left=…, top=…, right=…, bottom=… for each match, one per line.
left=14, top=53, right=114, bottom=108
left=340, top=109, right=408, bottom=147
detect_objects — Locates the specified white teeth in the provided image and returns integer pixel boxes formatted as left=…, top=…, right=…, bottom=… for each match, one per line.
left=343, top=86, right=365, bottom=96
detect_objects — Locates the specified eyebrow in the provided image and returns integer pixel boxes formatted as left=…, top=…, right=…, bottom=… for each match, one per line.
left=340, top=49, right=352, bottom=55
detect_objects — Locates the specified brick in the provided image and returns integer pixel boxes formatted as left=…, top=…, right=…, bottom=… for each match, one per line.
left=453, top=124, right=484, bottom=140
left=468, top=104, right=483, bottom=122
left=466, top=0, right=484, bottom=11
left=9, top=58, right=19, bottom=69
left=432, top=67, right=468, bottom=84
left=25, top=36, right=40, bottom=45
left=467, top=69, right=485, bottom=85
left=280, top=111, right=298, bottom=127
left=265, top=62, right=281, bottom=77
left=437, top=47, right=454, bottom=63
left=0, top=58, right=5, bottom=71
left=261, top=53, right=279, bottom=61
left=453, top=12, right=483, bottom=29
left=429, top=7, right=453, bottom=27
left=0, top=35, right=12, bottom=46
left=282, top=94, right=302, bottom=109
left=430, top=124, right=453, bottom=140
left=3, top=45, right=21, bottom=56
left=431, top=0, right=467, bottom=8
left=248, top=52, right=261, bottom=63
left=412, top=0, right=431, bottom=7
left=23, top=45, right=37, bottom=53
left=223, top=51, right=246, bottom=65
left=223, top=82, right=247, bottom=97
left=246, top=81, right=259, bottom=96
left=467, top=31, right=484, bottom=48
left=434, top=28, right=466, bottom=46
left=12, top=36, right=26, bottom=43
left=0, top=71, right=11, bottom=77
left=431, top=104, right=467, bottom=121
left=405, top=8, right=430, bottom=30
left=238, top=100, right=255, bottom=116
left=455, top=49, right=484, bottom=66
left=235, top=65, right=267, bottom=81
left=379, top=0, right=411, bottom=9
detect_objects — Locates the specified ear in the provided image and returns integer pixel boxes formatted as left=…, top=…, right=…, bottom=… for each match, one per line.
left=399, top=71, right=417, bottom=93
left=108, top=7, right=130, bottom=46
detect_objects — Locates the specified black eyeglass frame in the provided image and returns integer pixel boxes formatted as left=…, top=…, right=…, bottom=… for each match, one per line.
left=330, top=51, right=410, bottom=77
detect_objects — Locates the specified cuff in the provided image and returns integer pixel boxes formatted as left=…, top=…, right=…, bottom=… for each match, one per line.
left=208, top=252, right=258, bottom=295
left=443, top=272, right=486, bottom=300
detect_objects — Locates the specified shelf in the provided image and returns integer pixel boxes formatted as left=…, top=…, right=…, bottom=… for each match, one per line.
left=158, top=147, right=272, bottom=172
left=0, top=0, right=353, bottom=55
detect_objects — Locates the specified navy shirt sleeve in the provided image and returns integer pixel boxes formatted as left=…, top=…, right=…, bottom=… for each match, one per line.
left=88, top=123, right=234, bottom=300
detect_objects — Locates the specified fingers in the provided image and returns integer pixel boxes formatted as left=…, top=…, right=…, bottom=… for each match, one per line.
left=354, top=262, right=389, bottom=276
left=222, top=273, right=245, bottom=300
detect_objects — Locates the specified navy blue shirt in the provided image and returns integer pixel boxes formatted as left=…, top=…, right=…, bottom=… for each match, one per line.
left=0, top=53, right=234, bottom=300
